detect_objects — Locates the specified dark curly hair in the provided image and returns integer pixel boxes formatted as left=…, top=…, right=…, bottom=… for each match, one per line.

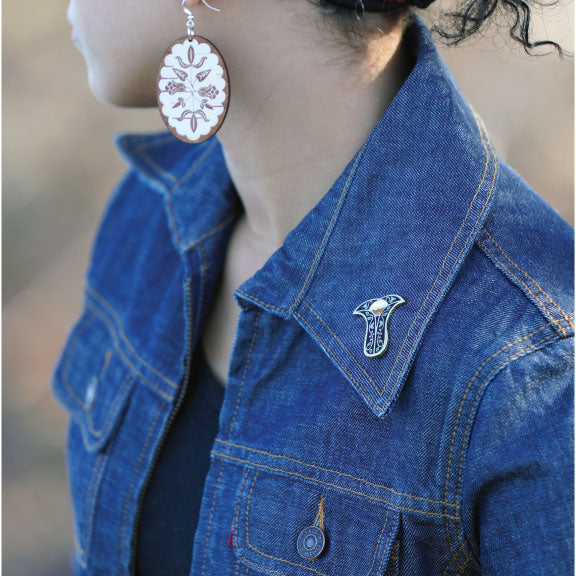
left=307, top=0, right=566, bottom=58
left=435, top=0, right=565, bottom=56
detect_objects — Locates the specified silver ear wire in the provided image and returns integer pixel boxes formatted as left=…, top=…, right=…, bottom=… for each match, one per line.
left=201, top=0, right=222, bottom=12
left=182, top=0, right=221, bottom=39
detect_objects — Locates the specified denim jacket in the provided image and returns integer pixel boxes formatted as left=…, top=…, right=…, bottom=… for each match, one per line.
left=51, top=15, right=574, bottom=576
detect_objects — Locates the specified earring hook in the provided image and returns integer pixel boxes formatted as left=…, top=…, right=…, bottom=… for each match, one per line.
left=181, top=0, right=221, bottom=14
left=182, top=0, right=221, bottom=39
left=201, top=0, right=222, bottom=12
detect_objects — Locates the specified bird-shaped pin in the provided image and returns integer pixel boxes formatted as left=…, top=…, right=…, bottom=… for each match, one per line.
left=353, top=296, right=406, bottom=358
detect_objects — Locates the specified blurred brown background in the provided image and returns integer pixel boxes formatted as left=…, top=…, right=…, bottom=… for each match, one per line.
left=3, top=0, right=573, bottom=574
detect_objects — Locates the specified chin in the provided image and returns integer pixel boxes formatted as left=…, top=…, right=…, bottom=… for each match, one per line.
left=88, top=70, right=157, bottom=109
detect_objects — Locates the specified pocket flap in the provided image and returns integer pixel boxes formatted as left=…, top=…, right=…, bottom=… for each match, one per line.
left=51, top=310, right=135, bottom=452
left=234, top=467, right=400, bottom=576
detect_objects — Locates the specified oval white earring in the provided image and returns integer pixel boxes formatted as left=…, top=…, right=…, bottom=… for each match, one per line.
left=156, top=1, right=230, bottom=144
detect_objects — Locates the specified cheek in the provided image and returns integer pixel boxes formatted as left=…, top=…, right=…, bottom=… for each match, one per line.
left=87, top=38, right=163, bottom=107
left=75, top=3, right=183, bottom=107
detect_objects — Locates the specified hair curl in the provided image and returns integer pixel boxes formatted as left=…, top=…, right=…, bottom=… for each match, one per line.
left=308, top=0, right=566, bottom=58
left=435, top=0, right=565, bottom=56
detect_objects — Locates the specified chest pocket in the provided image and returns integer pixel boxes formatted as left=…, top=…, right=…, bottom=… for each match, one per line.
left=52, top=308, right=136, bottom=453
left=234, top=467, right=400, bottom=576
left=51, top=306, right=137, bottom=566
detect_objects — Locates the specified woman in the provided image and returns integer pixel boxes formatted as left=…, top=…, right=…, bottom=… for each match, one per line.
left=53, top=0, right=573, bottom=574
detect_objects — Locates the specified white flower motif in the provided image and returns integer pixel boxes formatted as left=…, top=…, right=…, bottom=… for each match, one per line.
left=157, top=37, right=228, bottom=143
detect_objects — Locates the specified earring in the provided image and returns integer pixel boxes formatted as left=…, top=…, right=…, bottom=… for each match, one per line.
left=157, top=0, right=230, bottom=144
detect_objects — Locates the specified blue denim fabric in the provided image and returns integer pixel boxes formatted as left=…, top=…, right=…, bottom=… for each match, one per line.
left=51, top=14, right=574, bottom=576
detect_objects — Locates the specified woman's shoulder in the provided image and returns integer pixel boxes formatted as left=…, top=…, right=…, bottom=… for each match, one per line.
left=473, top=159, right=573, bottom=339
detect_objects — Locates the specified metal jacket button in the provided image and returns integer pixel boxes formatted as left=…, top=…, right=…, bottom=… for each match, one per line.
left=84, top=376, right=98, bottom=409
left=297, top=525, right=325, bottom=559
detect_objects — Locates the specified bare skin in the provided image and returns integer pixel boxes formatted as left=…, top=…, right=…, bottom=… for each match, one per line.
left=199, top=4, right=412, bottom=387
left=67, top=0, right=413, bottom=387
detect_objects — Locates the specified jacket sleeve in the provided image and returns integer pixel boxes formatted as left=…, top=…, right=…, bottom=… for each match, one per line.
left=461, top=335, right=574, bottom=575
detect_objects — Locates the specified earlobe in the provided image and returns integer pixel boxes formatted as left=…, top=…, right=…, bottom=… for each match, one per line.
left=184, top=0, right=223, bottom=11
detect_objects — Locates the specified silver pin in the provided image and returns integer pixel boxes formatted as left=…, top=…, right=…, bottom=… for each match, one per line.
left=353, top=296, right=405, bottom=358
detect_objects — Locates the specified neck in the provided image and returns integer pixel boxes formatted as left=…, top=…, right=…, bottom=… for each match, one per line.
left=207, top=3, right=412, bottom=258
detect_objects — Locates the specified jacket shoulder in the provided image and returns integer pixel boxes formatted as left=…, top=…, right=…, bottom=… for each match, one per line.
left=475, top=160, right=574, bottom=337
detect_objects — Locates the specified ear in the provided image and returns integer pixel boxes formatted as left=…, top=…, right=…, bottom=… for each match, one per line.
left=184, top=0, right=203, bottom=7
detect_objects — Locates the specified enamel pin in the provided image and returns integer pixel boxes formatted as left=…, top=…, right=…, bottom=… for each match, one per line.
left=353, top=296, right=406, bottom=358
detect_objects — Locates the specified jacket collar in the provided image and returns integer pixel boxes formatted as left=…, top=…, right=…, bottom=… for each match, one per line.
left=116, top=15, right=498, bottom=418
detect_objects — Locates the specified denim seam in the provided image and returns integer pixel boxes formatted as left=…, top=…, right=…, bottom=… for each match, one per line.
left=60, top=313, right=97, bottom=406
left=294, top=311, right=379, bottom=408
left=234, top=469, right=301, bottom=576
left=242, top=467, right=392, bottom=576
left=244, top=470, right=390, bottom=576
left=383, top=113, right=498, bottom=401
left=390, top=542, right=398, bottom=576
left=374, top=511, right=394, bottom=576
left=234, top=290, right=288, bottom=314
left=161, top=140, right=224, bottom=253
left=214, top=438, right=458, bottom=507
left=198, top=309, right=260, bottom=575
left=75, top=449, right=110, bottom=568
left=234, top=557, right=241, bottom=576
left=86, top=285, right=178, bottom=388
left=293, top=310, right=383, bottom=411
left=97, top=349, right=114, bottom=385
left=164, top=193, right=185, bottom=252
left=196, top=242, right=208, bottom=340
left=201, top=459, right=227, bottom=576
left=443, top=322, right=554, bottom=553
left=456, top=525, right=476, bottom=575
left=447, top=331, right=561, bottom=570
left=124, top=135, right=182, bottom=192
left=117, top=402, right=165, bottom=574
left=481, top=227, right=573, bottom=330
left=171, top=139, right=219, bottom=192
left=81, top=421, right=131, bottom=574
left=130, top=134, right=176, bottom=150
left=132, top=135, right=217, bottom=188
left=80, top=452, right=110, bottom=569
left=76, top=374, right=133, bottom=451
left=442, top=541, right=462, bottom=576
left=288, top=148, right=366, bottom=314
left=135, top=141, right=179, bottom=184
left=234, top=469, right=392, bottom=576
left=244, top=470, right=328, bottom=576
left=213, top=451, right=459, bottom=520
left=442, top=540, right=473, bottom=576
left=129, top=160, right=170, bottom=193
left=133, top=133, right=179, bottom=150
left=457, top=554, right=472, bottom=576
left=455, top=332, right=561, bottom=502
left=476, top=237, right=571, bottom=337
left=301, top=300, right=379, bottom=388
left=227, top=309, right=261, bottom=439
left=85, top=301, right=175, bottom=401
left=59, top=311, right=135, bottom=449
left=233, top=141, right=366, bottom=315
left=444, top=320, right=554, bottom=499
left=187, top=213, right=237, bottom=251
left=383, top=112, right=493, bottom=390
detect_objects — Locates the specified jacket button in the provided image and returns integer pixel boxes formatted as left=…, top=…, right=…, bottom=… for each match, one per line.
left=84, top=376, right=98, bottom=409
left=297, top=526, right=325, bottom=559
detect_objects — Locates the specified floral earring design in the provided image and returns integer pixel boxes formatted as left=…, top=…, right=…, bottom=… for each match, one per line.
left=156, top=0, right=230, bottom=144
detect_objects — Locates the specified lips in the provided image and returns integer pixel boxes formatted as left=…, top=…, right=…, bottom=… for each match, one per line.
left=71, top=28, right=82, bottom=48
left=66, top=5, right=82, bottom=48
